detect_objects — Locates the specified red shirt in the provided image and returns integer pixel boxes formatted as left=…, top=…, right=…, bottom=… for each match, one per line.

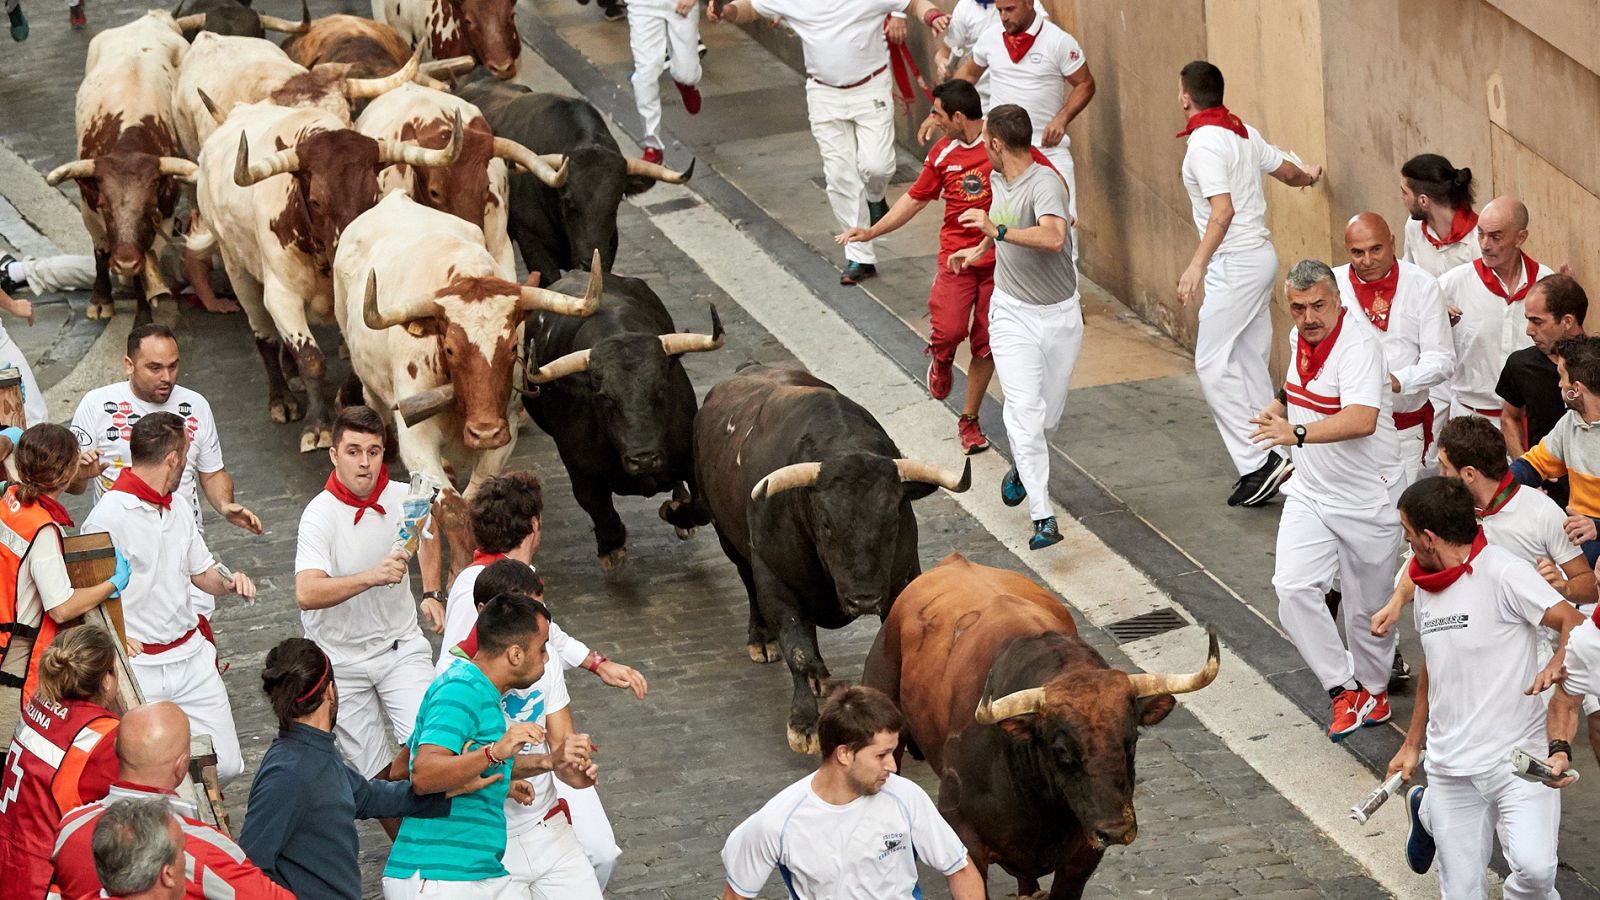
left=910, top=138, right=1060, bottom=263
left=53, top=782, right=294, bottom=900
left=0, top=696, right=118, bottom=899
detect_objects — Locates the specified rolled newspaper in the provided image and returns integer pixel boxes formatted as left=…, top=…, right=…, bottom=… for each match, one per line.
left=1511, top=746, right=1580, bottom=785
left=1349, top=752, right=1423, bottom=824
left=394, top=474, right=443, bottom=556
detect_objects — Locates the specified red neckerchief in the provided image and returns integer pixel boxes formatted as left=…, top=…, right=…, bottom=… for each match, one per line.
left=324, top=465, right=389, bottom=524
left=1477, top=472, right=1518, bottom=518
left=1001, top=17, right=1040, bottom=63
left=456, top=626, right=479, bottom=661
left=1420, top=206, right=1478, bottom=249
left=109, top=469, right=172, bottom=512
left=1347, top=264, right=1400, bottom=332
left=1176, top=105, right=1248, bottom=139
left=1295, top=308, right=1347, bottom=384
left=1472, top=253, right=1540, bottom=304
left=1409, top=529, right=1489, bottom=592
left=471, top=550, right=506, bottom=568
left=36, top=495, right=74, bottom=527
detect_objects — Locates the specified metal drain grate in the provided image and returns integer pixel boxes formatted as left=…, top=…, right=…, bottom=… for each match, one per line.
left=1103, top=607, right=1189, bottom=644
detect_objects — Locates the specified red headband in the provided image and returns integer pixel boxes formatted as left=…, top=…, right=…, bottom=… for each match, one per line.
left=295, top=656, right=331, bottom=704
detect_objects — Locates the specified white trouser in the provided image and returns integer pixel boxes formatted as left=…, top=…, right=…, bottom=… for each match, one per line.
left=805, top=70, right=895, bottom=265
left=1422, top=766, right=1560, bottom=900
left=503, top=815, right=604, bottom=899
left=1034, top=140, right=1078, bottom=262
left=131, top=635, right=243, bottom=783
left=383, top=874, right=512, bottom=899
left=0, top=331, right=47, bottom=425
left=1397, top=421, right=1426, bottom=491
left=989, top=287, right=1085, bottom=522
left=14, top=255, right=94, bottom=296
left=627, top=6, right=701, bottom=150
left=1195, top=243, right=1279, bottom=475
left=333, top=633, right=434, bottom=778
left=1273, top=494, right=1402, bottom=692
left=555, top=781, right=621, bottom=888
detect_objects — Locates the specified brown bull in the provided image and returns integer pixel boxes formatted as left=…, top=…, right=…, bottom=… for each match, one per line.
left=863, top=553, right=1220, bottom=900
left=281, top=14, right=470, bottom=87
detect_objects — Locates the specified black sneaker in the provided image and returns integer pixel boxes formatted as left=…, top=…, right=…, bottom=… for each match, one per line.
left=601, top=0, right=626, bottom=21
left=0, top=255, right=23, bottom=294
left=1227, top=452, right=1293, bottom=507
left=868, top=198, right=890, bottom=226
left=8, top=4, right=27, bottom=41
left=1389, top=648, right=1411, bottom=689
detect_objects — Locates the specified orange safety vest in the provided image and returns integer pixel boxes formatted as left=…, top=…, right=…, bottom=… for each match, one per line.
left=0, top=484, right=66, bottom=706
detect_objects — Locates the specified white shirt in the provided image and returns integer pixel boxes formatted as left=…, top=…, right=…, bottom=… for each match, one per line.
left=1481, top=485, right=1583, bottom=570
left=751, top=0, right=907, bottom=87
left=1282, top=315, right=1399, bottom=509
left=70, top=383, right=224, bottom=528
left=970, top=14, right=1083, bottom=150
left=1332, top=260, right=1454, bottom=417
left=1402, top=217, right=1480, bottom=280
left=722, top=772, right=969, bottom=900
left=436, top=562, right=589, bottom=678
left=1415, top=544, right=1561, bottom=777
left=1181, top=123, right=1287, bottom=256
left=80, top=490, right=213, bottom=655
left=293, top=482, right=421, bottom=666
left=0, top=506, right=74, bottom=685
left=1438, top=257, right=1557, bottom=413
left=942, top=0, right=1046, bottom=109
left=499, top=655, right=570, bottom=829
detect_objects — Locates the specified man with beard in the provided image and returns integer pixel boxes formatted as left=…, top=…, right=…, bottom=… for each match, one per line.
left=1513, top=335, right=1600, bottom=566
left=720, top=686, right=984, bottom=900
left=1498, top=274, right=1587, bottom=458
left=1400, top=154, right=1480, bottom=280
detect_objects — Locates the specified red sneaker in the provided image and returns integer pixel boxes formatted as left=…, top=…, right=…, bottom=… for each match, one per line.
left=1328, top=687, right=1375, bottom=742
left=675, top=81, right=702, bottom=115
left=1363, top=690, right=1391, bottom=726
left=926, top=352, right=953, bottom=400
left=958, top=414, right=989, bottom=455
left=68, top=1, right=85, bottom=27
left=642, top=146, right=664, bottom=165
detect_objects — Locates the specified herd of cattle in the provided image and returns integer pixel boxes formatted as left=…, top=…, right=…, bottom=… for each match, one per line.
left=42, top=4, right=1223, bottom=894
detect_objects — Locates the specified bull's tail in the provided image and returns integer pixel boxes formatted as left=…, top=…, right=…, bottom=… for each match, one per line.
left=185, top=215, right=217, bottom=255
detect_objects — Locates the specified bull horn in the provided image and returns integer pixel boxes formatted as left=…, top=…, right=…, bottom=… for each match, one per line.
left=625, top=154, right=694, bottom=184
left=419, top=55, right=477, bottom=79
left=525, top=348, right=591, bottom=384
left=196, top=88, right=225, bottom=125
left=234, top=132, right=300, bottom=187
left=659, top=303, right=725, bottom=356
left=974, top=687, right=1047, bottom=725
left=517, top=249, right=601, bottom=316
left=259, top=0, right=311, bottom=34
left=395, top=383, right=456, bottom=426
left=346, top=45, right=424, bottom=99
left=377, top=109, right=463, bottom=168
left=895, top=457, right=972, bottom=493
left=159, top=157, right=199, bottom=183
left=361, top=271, right=438, bottom=331
left=492, top=137, right=567, bottom=188
left=174, top=12, right=206, bottom=29
left=750, top=462, right=822, bottom=502
left=45, top=159, right=97, bottom=185
left=1126, top=626, right=1221, bottom=699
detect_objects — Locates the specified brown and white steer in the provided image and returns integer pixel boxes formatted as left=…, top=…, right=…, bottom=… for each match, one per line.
left=191, top=102, right=460, bottom=451
left=333, top=190, right=602, bottom=567
left=355, top=83, right=566, bottom=277
left=48, top=11, right=196, bottom=322
left=376, top=0, right=520, bottom=79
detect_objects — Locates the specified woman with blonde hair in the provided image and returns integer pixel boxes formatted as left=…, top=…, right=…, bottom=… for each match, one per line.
left=0, top=625, right=122, bottom=897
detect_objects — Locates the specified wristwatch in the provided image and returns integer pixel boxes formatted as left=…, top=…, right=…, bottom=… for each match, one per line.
left=421, top=590, right=443, bottom=603
left=1293, top=425, right=1307, bottom=448
left=995, top=224, right=1008, bottom=243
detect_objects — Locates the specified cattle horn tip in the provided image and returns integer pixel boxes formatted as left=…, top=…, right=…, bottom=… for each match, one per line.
left=232, top=132, right=251, bottom=186
left=196, top=88, right=224, bottom=124
left=952, top=458, right=972, bottom=493
left=44, top=159, right=95, bottom=186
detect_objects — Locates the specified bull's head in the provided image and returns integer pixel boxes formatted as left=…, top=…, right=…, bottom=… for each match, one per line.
left=403, top=112, right=566, bottom=229
left=264, top=48, right=426, bottom=125
left=454, top=0, right=520, bottom=79
left=233, top=111, right=462, bottom=265
left=752, top=455, right=970, bottom=616
left=974, top=627, right=1221, bottom=850
left=366, top=251, right=603, bottom=449
left=555, top=148, right=692, bottom=273
left=174, top=0, right=310, bottom=38
left=47, top=150, right=198, bottom=278
left=525, top=301, right=723, bottom=476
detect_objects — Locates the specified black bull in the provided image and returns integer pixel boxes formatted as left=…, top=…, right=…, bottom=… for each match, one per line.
left=522, top=271, right=721, bottom=569
left=693, top=364, right=970, bottom=754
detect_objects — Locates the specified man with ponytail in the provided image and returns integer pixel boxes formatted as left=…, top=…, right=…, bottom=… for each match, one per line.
left=0, top=626, right=121, bottom=897
left=0, top=424, right=130, bottom=750
left=1400, top=153, right=1481, bottom=279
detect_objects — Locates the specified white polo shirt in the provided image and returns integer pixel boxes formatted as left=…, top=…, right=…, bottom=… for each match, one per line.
left=722, top=772, right=969, bottom=900
left=1181, top=123, right=1287, bottom=256
left=1282, top=314, right=1399, bottom=509
left=1332, top=260, right=1454, bottom=417
left=750, top=0, right=907, bottom=87
left=1438, top=255, right=1556, bottom=413
left=294, top=481, right=422, bottom=667
left=1402, top=217, right=1480, bottom=280
left=1480, top=484, right=1583, bottom=570
left=970, top=14, right=1083, bottom=149
left=1415, top=544, right=1562, bottom=777
left=80, top=490, right=213, bottom=656
left=942, top=0, right=1046, bottom=109
left=436, top=561, right=589, bottom=678
left=70, top=383, right=224, bottom=527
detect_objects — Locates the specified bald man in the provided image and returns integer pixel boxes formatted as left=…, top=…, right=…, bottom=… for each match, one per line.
left=1438, top=197, right=1556, bottom=423
left=1332, top=213, right=1454, bottom=488
left=52, top=702, right=292, bottom=900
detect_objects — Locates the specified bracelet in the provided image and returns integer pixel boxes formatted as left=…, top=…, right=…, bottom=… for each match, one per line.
left=1549, top=740, right=1573, bottom=761
left=922, top=8, right=944, bottom=28
left=584, top=651, right=608, bottom=674
left=484, top=743, right=503, bottom=766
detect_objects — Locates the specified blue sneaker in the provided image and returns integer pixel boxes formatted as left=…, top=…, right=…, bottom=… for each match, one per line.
left=7, top=6, right=25, bottom=42
left=1001, top=465, right=1026, bottom=507
left=1405, top=785, right=1434, bottom=874
left=1030, top=517, right=1062, bottom=551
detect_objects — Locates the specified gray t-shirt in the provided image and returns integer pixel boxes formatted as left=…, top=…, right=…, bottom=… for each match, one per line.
left=990, top=163, right=1078, bottom=304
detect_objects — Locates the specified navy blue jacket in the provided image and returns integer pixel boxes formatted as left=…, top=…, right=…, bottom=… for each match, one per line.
left=239, top=723, right=451, bottom=899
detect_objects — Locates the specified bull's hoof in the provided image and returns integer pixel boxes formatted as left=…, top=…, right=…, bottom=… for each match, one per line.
left=298, top=426, right=332, bottom=453
left=598, top=548, right=627, bottom=572
left=270, top=394, right=305, bottom=424
left=674, top=525, right=696, bottom=540
left=88, top=300, right=113, bottom=320
left=746, top=641, right=780, bottom=663
left=786, top=724, right=821, bottom=756
left=315, top=427, right=333, bottom=449
left=807, top=673, right=833, bottom=698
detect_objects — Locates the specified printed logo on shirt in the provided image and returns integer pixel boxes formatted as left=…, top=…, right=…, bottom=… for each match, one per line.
left=101, top=401, right=117, bottom=414
left=960, top=172, right=986, bottom=199
left=178, top=402, right=192, bottom=416
left=1028, top=52, right=1043, bottom=63
left=877, top=832, right=907, bottom=860
left=1420, top=612, right=1470, bottom=635
left=502, top=688, right=546, bottom=726
left=71, top=425, right=92, bottom=448
left=1069, top=49, right=1080, bottom=61
left=105, top=426, right=123, bottom=442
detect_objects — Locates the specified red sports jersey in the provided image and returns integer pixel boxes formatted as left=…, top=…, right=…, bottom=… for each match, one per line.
left=909, top=138, right=1060, bottom=263
left=0, top=696, right=117, bottom=899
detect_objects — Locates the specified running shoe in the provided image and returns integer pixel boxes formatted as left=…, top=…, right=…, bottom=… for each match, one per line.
left=674, top=81, right=702, bottom=115
left=1389, top=648, right=1412, bottom=689
left=1030, top=517, right=1062, bottom=551
left=1001, top=465, right=1026, bottom=507
left=1328, top=686, right=1375, bottom=742
left=958, top=415, right=988, bottom=455
left=1405, top=786, right=1435, bottom=874
left=926, top=350, right=952, bottom=400
left=1228, top=451, right=1293, bottom=507
left=1363, top=689, right=1391, bottom=726
left=8, top=4, right=27, bottom=41
left=868, top=198, right=890, bottom=226
left=0, top=254, right=22, bottom=294
left=68, top=0, right=85, bottom=28
left=641, top=146, right=664, bottom=165
left=840, top=262, right=876, bottom=285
